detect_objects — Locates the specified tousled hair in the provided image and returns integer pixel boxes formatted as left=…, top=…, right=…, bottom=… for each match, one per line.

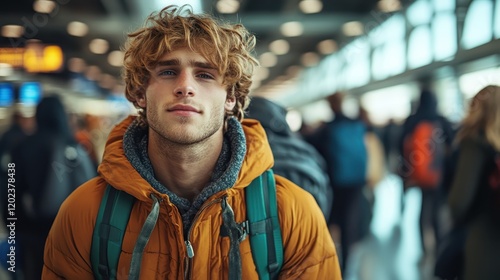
left=456, top=85, right=500, bottom=150
left=122, top=5, right=259, bottom=127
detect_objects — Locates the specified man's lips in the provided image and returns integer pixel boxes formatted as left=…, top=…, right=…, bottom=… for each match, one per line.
left=167, top=104, right=200, bottom=113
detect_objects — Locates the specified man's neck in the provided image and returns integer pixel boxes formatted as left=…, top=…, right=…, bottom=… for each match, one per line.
left=147, top=130, right=224, bottom=202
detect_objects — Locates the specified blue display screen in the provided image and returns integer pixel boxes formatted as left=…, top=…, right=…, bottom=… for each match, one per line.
left=19, top=82, right=42, bottom=105
left=0, top=83, right=14, bottom=107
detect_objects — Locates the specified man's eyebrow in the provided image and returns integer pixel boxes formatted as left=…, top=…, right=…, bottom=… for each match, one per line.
left=156, top=59, right=217, bottom=70
left=156, top=59, right=180, bottom=67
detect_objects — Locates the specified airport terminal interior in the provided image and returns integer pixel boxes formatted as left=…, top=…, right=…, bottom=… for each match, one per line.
left=1, top=0, right=500, bottom=279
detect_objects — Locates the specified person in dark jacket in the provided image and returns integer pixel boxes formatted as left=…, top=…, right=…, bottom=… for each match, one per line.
left=1, top=111, right=34, bottom=219
left=446, top=85, right=500, bottom=280
left=306, top=92, right=369, bottom=272
left=0, top=110, right=34, bottom=280
left=245, top=96, right=333, bottom=220
left=11, top=95, right=96, bottom=280
left=398, top=87, right=454, bottom=258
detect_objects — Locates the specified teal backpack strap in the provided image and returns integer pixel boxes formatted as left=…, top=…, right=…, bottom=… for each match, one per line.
left=91, top=185, right=135, bottom=280
left=245, top=169, right=284, bottom=280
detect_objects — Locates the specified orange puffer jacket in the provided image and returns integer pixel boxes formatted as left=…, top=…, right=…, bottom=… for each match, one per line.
left=42, top=116, right=342, bottom=279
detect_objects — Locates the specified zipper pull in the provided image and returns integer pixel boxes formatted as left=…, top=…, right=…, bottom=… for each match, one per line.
left=185, top=240, right=195, bottom=258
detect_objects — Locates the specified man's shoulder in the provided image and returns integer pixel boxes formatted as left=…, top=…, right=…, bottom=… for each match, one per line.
left=59, top=177, right=107, bottom=216
left=274, top=175, right=319, bottom=211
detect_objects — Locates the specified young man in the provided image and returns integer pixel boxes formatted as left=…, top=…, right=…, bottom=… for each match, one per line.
left=42, top=5, right=341, bottom=279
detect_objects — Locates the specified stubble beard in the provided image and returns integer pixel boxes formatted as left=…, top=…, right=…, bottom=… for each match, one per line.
left=148, top=102, right=225, bottom=146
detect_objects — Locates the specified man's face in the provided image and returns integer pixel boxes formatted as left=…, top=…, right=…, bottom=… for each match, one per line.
left=138, top=47, right=236, bottom=145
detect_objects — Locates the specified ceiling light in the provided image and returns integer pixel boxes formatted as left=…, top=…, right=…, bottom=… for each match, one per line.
left=299, top=0, right=323, bottom=14
left=89, top=39, right=109, bottom=54
left=108, top=50, right=124, bottom=67
left=33, top=0, right=57, bottom=14
left=216, top=0, right=240, bottom=14
left=68, top=57, right=86, bottom=73
left=378, top=0, right=402, bottom=13
left=1, top=25, right=24, bottom=38
left=259, top=52, right=278, bottom=67
left=67, top=21, right=88, bottom=37
left=301, top=52, right=320, bottom=67
left=280, top=22, right=303, bottom=37
left=269, top=39, right=290, bottom=55
left=342, top=21, right=364, bottom=37
left=317, top=39, right=338, bottom=54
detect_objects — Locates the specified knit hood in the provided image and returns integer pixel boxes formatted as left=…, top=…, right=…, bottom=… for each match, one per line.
left=122, top=116, right=248, bottom=233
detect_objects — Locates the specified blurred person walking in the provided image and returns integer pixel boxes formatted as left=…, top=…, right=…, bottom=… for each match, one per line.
left=70, top=113, right=99, bottom=169
left=11, top=95, right=96, bottom=280
left=445, top=85, right=500, bottom=280
left=306, top=92, right=369, bottom=273
left=42, top=6, right=341, bottom=280
left=0, top=110, right=34, bottom=280
left=1, top=110, right=35, bottom=220
left=398, top=87, right=454, bottom=258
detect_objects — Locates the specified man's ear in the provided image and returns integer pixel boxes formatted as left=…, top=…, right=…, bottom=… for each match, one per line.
left=225, top=96, right=236, bottom=111
left=137, top=95, right=146, bottom=108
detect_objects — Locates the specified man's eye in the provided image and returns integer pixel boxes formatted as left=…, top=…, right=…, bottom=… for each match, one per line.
left=159, top=70, right=175, bottom=76
left=198, top=73, right=214, bottom=79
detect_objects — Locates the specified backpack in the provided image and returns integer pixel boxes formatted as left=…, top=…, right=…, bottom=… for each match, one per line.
left=403, top=121, right=445, bottom=189
left=245, top=96, right=332, bottom=220
left=324, top=118, right=368, bottom=188
left=265, top=134, right=332, bottom=220
left=90, top=169, right=283, bottom=280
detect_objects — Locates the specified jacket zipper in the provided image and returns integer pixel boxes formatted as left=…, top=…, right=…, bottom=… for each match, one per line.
left=184, top=196, right=224, bottom=280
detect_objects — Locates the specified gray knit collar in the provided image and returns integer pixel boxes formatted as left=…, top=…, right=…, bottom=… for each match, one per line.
left=123, top=117, right=246, bottom=231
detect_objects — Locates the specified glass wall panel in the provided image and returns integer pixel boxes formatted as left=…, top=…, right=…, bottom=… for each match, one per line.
left=461, top=0, right=493, bottom=49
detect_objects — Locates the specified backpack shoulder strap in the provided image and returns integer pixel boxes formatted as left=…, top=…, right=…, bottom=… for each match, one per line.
left=245, top=169, right=284, bottom=280
left=91, top=185, right=135, bottom=280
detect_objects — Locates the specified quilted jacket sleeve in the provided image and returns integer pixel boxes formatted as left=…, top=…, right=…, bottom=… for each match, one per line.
left=275, top=175, right=342, bottom=279
left=42, top=178, right=103, bottom=280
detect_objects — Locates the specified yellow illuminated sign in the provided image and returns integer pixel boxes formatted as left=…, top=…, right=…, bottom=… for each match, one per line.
left=0, top=48, right=24, bottom=67
left=24, top=45, right=63, bottom=73
left=0, top=45, right=63, bottom=72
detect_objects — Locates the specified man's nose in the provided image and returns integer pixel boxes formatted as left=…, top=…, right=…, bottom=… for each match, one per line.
left=174, top=71, right=195, bottom=96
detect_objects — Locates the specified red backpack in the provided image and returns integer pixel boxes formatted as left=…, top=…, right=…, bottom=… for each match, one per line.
left=403, top=121, right=446, bottom=189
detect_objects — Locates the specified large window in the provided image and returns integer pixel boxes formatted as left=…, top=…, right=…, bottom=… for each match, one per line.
left=432, top=13, right=457, bottom=61
left=496, top=0, right=500, bottom=38
left=462, top=0, right=494, bottom=49
left=343, top=38, right=370, bottom=88
left=408, top=26, right=433, bottom=68
left=371, top=15, right=406, bottom=79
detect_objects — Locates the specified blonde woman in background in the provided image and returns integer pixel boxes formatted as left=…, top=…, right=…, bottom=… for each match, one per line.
left=447, top=85, right=500, bottom=280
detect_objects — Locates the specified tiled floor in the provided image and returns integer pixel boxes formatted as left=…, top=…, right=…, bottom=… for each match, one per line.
left=344, top=173, right=438, bottom=280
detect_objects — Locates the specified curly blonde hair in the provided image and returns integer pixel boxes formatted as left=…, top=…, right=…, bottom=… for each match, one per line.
left=456, top=85, right=500, bottom=150
left=122, top=5, right=258, bottom=127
